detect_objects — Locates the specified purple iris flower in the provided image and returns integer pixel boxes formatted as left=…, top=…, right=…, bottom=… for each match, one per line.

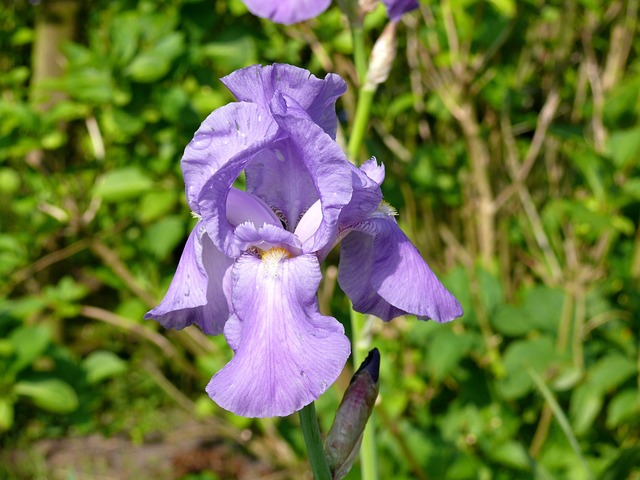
left=146, top=63, right=462, bottom=418
left=240, top=0, right=418, bottom=25
left=241, top=0, right=332, bottom=25
left=382, top=0, right=419, bottom=21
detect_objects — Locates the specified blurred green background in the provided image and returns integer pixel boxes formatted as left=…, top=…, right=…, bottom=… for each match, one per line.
left=1, top=0, right=639, bottom=478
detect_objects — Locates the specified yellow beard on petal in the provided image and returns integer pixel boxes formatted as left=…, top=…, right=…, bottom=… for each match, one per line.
left=260, top=247, right=292, bottom=278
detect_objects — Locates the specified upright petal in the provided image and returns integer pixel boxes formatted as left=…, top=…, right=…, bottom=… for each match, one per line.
left=338, top=217, right=463, bottom=322
left=181, top=102, right=278, bottom=213
left=382, top=0, right=419, bottom=21
left=206, top=253, right=351, bottom=417
left=240, top=0, right=332, bottom=25
left=145, top=222, right=233, bottom=335
left=268, top=93, right=353, bottom=253
left=222, top=64, right=346, bottom=139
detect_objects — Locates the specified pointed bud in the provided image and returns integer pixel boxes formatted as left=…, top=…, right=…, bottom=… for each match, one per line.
left=364, top=22, right=397, bottom=90
left=325, top=348, right=380, bottom=480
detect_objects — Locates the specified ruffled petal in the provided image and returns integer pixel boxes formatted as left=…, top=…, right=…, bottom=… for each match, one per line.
left=382, top=0, right=419, bottom=21
left=222, top=64, right=346, bottom=139
left=240, top=0, right=332, bottom=25
left=338, top=217, right=463, bottom=322
left=181, top=102, right=278, bottom=213
left=269, top=93, right=353, bottom=253
left=145, top=222, right=233, bottom=335
left=206, top=253, right=351, bottom=417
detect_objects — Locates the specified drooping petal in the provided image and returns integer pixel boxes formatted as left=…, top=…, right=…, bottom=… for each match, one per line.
left=382, top=0, right=419, bottom=21
left=338, top=217, right=463, bottom=322
left=206, top=252, right=351, bottom=417
left=145, top=222, right=233, bottom=335
left=222, top=64, right=346, bottom=139
left=268, top=92, right=353, bottom=253
left=181, top=102, right=278, bottom=213
left=240, top=0, right=332, bottom=25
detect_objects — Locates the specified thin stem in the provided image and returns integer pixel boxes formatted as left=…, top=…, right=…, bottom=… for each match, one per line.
left=352, top=24, right=368, bottom=85
left=299, top=402, right=332, bottom=480
left=350, top=308, right=379, bottom=480
left=347, top=87, right=376, bottom=161
left=527, top=366, right=594, bottom=480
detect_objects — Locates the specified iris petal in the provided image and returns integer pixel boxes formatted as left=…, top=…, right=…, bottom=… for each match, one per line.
left=145, top=222, right=233, bottom=334
left=222, top=64, right=346, bottom=138
left=382, top=0, right=419, bottom=21
left=269, top=93, right=353, bottom=253
left=339, top=217, right=463, bottom=322
left=240, top=0, right=332, bottom=25
left=181, top=102, right=278, bottom=213
left=206, top=252, right=350, bottom=417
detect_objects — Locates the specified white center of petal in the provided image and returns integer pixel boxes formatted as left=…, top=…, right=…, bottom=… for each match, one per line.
left=261, top=247, right=292, bottom=278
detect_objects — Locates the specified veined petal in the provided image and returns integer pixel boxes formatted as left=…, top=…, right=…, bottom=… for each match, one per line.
left=338, top=217, right=463, bottom=322
left=206, top=253, right=351, bottom=417
left=234, top=222, right=302, bottom=255
left=240, top=0, right=332, bottom=25
left=382, top=0, right=419, bottom=21
left=222, top=64, right=346, bottom=139
left=244, top=138, right=318, bottom=232
left=145, top=222, right=233, bottom=335
left=181, top=102, right=278, bottom=213
left=268, top=93, right=353, bottom=253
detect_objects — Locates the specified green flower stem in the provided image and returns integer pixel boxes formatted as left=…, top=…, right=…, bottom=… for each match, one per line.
left=352, top=24, right=368, bottom=85
left=347, top=86, right=376, bottom=161
left=350, top=307, right=379, bottom=480
left=300, top=402, right=332, bottom=480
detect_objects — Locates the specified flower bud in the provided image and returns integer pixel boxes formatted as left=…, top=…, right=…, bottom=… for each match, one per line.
left=324, top=348, right=380, bottom=480
left=364, top=22, right=398, bottom=90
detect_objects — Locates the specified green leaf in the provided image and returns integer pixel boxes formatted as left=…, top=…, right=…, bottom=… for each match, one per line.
left=144, top=215, right=186, bottom=259
left=83, top=351, right=127, bottom=384
left=587, top=354, right=636, bottom=394
left=498, top=336, right=557, bottom=399
left=487, top=0, right=516, bottom=17
left=522, top=286, right=565, bottom=334
left=93, top=167, right=153, bottom=202
left=570, top=383, right=603, bottom=435
left=0, top=397, right=15, bottom=431
left=607, top=127, right=640, bottom=167
left=606, top=389, right=640, bottom=428
left=8, top=325, right=51, bottom=376
left=487, top=440, right=530, bottom=469
left=492, top=305, right=530, bottom=336
left=138, top=189, right=179, bottom=223
left=14, top=379, right=78, bottom=413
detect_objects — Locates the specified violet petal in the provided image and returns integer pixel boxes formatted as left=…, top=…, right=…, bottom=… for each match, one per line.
left=206, top=252, right=351, bottom=417
left=181, top=102, right=278, bottom=214
left=222, top=64, right=346, bottom=139
left=240, top=0, right=332, bottom=25
left=145, top=222, right=233, bottom=334
left=338, top=217, right=463, bottom=322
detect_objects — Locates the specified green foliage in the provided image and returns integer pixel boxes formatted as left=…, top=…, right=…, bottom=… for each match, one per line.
left=0, top=0, right=639, bottom=479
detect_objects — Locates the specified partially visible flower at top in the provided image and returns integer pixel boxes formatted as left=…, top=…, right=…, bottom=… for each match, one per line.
left=241, top=0, right=331, bottom=24
left=381, top=0, right=419, bottom=21
left=145, top=63, right=462, bottom=419
left=240, top=0, right=418, bottom=25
